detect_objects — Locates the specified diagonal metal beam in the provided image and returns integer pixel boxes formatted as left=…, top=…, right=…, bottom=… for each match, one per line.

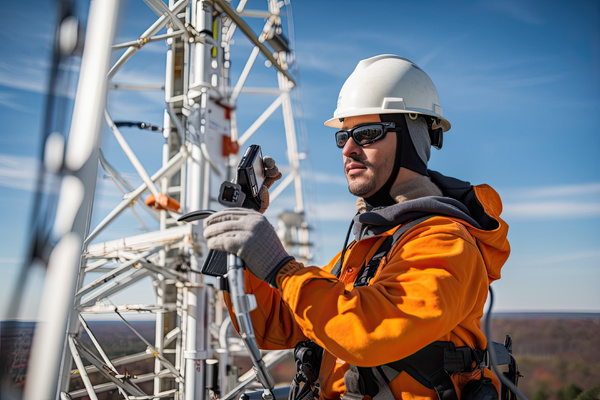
left=79, top=267, right=150, bottom=307
left=72, top=337, right=148, bottom=396
left=143, top=0, right=188, bottom=33
left=76, top=248, right=157, bottom=299
left=115, top=311, right=183, bottom=380
left=108, top=0, right=189, bottom=78
left=84, top=149, right=187, bottom=246
left=209, top=0, right=296, bottom=86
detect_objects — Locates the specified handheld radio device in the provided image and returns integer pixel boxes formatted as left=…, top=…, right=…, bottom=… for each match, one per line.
left=178, top=144, right=266, bottom=277
left=218, top=144, right=265, bottom=211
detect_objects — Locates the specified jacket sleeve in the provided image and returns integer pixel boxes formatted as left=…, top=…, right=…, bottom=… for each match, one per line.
left=223, top=262, right=313, bottom=350
left=277, top=217, right=491, bottom=367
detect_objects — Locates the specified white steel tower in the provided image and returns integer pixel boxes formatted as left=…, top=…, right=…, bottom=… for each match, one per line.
left=22, top=0, right=312, bottom=399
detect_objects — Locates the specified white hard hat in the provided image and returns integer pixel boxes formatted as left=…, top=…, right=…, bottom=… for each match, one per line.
left=324, top=55, right=451, bottom=132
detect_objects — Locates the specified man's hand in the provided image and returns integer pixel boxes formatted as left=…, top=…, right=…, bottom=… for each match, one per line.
left=203, top=208, right=293, bottom=286
left=258, top=156, right=282, bottom=214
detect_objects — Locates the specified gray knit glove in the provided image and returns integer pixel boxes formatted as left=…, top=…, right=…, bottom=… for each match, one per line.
left=257, top=156, right=282, bottom=214
left=203, top=208, right=293, bottom=286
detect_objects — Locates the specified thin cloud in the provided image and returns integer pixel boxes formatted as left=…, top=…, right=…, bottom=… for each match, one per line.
left=0, top=154, right=38, bottom=191
left=312, top=170, right=347, bottom=186
left=315, top=199, right=357, bottom=222
left=505, top=183, right=600, bottom=199
left=110, top=63, right=165, bottom=88
left=485, top=1, right=546, bottom=26
left=0, top=153, right=145, bottom=200
left=513, top=249, right=600, bottom=267
left=0, top=92, right=34, bottom=113
left=0, top=55, right=80, bottom=99
left=443, top=68, right=565, bottom=97
left=416, top=32, right=471, bottom=69
left=501, top=182, right=600, bottom=220
left=418, top=48, right=444, bottom=69
left=0, top=59, right=47, bottom=94
left=501, top=73, right=567, bottom=89
left=467, top=55, right=557, bottom=73
left=295, top=41, right=361, bottom=78
left=503, top=201, right=600, bottom=220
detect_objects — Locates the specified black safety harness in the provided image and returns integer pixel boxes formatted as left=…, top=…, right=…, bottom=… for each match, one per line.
left=289, top=215, right=519, bottom=400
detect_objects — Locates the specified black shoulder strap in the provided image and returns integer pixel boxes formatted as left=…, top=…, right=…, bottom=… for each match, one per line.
left=353, top=215, right=435, bottom=287
left=332, top=215, right=435, bottom=280
left=330, top=241, right=351, bottom=279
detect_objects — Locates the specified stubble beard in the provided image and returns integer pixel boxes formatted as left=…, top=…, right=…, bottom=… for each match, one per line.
left=345, top=157, right=377, bottom=197
left=347, top=175, right=377, bottom=197
left=345, top=155, right=397, bottom=198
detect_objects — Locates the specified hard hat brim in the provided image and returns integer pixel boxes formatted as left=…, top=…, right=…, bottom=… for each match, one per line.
left=324, top=110, right=451, bottom=132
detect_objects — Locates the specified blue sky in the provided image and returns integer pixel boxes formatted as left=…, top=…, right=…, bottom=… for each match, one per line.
left=0, top=0, right=599, bottom=320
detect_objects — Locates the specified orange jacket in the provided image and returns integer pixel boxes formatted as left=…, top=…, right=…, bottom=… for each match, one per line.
left=226, top=175, right=510, bottom=400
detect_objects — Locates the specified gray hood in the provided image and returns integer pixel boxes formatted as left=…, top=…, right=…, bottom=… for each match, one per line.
left=351, top=170, right=505, bottom=241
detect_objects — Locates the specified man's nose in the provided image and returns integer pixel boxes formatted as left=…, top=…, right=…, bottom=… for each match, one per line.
left=342, top=136, right=361, bottom=157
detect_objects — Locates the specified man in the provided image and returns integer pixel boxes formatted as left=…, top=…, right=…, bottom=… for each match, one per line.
left=204, top=55, right=510, bottom=400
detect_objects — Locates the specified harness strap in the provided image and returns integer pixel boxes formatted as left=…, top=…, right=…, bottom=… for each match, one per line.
left=342, top=366, right=372, bottom=400
left=353, top=237, right=391, bottom=287
left=344, top=341, right=512, bottom=400
left=371, top=367, right=397, bottom=400
left=383, top=342, right=462, bottom=400
left=344, top=342, right=462, bottom=400
left=333, top=215, right=435, bottom=281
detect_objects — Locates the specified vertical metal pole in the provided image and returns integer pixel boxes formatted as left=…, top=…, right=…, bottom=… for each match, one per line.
left=278, top=72, right=304, bottom=213
left=279, top=71, right=307, bottom=261
left=156, top=24, right=173, bottom=400
left=190, top=0, right=212, bottom=91
left=278, top=71, right=311, bottom=262
left=155, top=0, right=191, bottom=395
left=24, top=1, right=121, bottom=399
left=188, top=0, right=212, bottom=211
left=153, top=274, right=166, bottom=395
left=181, top=2, right=214, bottom=398
left=184, top=259, right=208, bottom=400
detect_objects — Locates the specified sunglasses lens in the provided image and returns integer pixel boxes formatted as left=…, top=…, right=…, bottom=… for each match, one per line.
left=353, top=125, right=384, bottom=145
left=335, top=131, right=349, bottom=148
left=335, top=123, right=391, bottom=148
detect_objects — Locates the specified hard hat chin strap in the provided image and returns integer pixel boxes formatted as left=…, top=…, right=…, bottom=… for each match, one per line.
left=363, top=114, right=428, bottom=210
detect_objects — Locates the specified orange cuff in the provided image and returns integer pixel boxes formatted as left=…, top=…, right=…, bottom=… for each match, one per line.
left=275, top=259, right=304, bottom=288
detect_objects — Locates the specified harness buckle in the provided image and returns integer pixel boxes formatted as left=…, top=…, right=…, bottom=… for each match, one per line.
left=481, top=349, right=490, bottom=369
left=469, top=347, right=489, bottom=371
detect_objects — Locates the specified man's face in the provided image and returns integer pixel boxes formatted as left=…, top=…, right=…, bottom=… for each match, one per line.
left=341, top=114, right=397, bottom=198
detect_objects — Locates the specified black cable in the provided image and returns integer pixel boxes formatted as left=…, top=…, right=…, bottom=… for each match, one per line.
left=337, top=215, right=356, bottom=276
left=113, top=121, right=163, bottom=132
left=484, top=287, right=528, bottom=400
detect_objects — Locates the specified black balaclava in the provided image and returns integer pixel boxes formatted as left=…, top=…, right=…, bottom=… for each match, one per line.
left=363, top=113, right=429, bottom=210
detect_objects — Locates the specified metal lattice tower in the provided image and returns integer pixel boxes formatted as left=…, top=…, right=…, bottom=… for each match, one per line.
left=23, top=0, right=312, bottom=399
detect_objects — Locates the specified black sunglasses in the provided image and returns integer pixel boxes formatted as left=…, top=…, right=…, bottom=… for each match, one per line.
left=335, top=122, right=398, bottom=148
